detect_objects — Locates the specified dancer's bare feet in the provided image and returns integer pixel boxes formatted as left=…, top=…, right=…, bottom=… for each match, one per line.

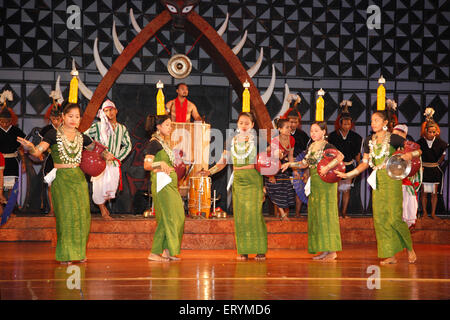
left=255, top=254, right=266, bottom=261
left=80, top=258, right=87, bottom=263
left=237, top=254, right=248, bottom=261
left=380, top=257, right=397, bottom=265
left=148, top=253, right=169, bottom=262
left=408, top=250, right=417, bottom=264
left=321, top=252, right=337, bottom=262
left=312, top=252, right=329, bottom=260
left=60, top=261, right=72, bottom=265
left=162, top=249, right=181, bottom=261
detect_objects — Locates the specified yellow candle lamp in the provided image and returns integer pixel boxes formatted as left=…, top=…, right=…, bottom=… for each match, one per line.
left=156, top=80, right=165, bottom=116
left=377, top=75, right=386, bottom=111
left=242, top=80, right=250, bottom=112
left=315, top=88, right=325, bottom=122
left=68, top=69, right=79, bottom=104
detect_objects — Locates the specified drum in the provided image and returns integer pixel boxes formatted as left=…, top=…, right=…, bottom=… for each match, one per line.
left=188, top=176, right=212, bottom=218
left=317, top=148, right=346, bottom=183
left=170, top=122, right=211, bottom=190
left=170, top=122, right=210, bottom=167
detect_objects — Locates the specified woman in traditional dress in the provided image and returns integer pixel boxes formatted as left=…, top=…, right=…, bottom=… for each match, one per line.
left=283, top=101, right=310, bottom=216
left=417, top=108, right=449, bottom=220
left=335, top=110, right=420, bottom=264
left=282, top=122, right=344, bottom=262
left=202, top=112, right=267, bottom=261
left=265, top=118, right=296, bottom=220
left=144, top=115, right=185, bottom=262
left=17, top=102, right=113, bottom=264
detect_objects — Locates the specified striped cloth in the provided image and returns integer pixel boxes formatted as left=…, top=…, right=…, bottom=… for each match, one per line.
left=84, top=122, right=132, bottom=166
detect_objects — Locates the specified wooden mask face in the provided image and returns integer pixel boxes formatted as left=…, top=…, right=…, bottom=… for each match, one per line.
left=160, top=0, right=199, bottom=29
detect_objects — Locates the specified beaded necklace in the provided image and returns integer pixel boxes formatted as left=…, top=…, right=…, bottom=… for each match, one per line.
left=231, top=133, right=255, bottom=160
left=56, top=127, right=83, bottom=164
left=151, top=132, right=174, bottom=166
left=304, top=140, right=327, bottom=168
left=368, top=132, right=391, bottom=170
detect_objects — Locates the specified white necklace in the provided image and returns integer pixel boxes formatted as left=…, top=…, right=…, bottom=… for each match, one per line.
left=152, top=132, right=175, bottom=166
left=368, top=132, right=391, bottom=169
left=304, top=140, right=327, bottom=168
left=231, top=134, right=255, bottom=160
left=56, top=127, right=83, bottom=164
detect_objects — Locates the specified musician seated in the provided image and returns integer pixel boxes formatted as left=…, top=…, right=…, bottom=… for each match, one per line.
left=166, top=83, right=202, bottom=123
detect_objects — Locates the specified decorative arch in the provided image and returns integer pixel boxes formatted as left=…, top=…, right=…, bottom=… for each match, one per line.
left=79, top=10, right=273, bottom=132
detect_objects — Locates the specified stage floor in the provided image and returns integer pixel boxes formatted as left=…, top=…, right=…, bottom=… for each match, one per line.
left=0, top=242, right=449, bottom=300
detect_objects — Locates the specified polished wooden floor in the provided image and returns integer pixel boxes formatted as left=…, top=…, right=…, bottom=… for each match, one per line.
left=0, top=242, right=449, bottom=300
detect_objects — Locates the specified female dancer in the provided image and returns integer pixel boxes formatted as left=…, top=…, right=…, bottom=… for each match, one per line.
left=282, top=122, right=344, bottom=261
left=202, top=112, right=267, bottom=261
left=144, top=115, right=185, bottom=262
left=265, top=118, right=296, bottom=220
left=17, top=102, right=113, bottom=264
left=335, top=110, right=419, bottom=264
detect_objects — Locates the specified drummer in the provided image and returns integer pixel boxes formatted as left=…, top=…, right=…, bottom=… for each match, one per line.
left=166, top=83, right=202, bottom=123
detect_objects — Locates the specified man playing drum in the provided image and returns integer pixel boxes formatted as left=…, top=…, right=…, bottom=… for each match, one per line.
left=166, top=83, right=202, bottom=123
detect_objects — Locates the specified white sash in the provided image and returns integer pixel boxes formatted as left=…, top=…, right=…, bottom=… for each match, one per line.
left=44, top=168, right=58, bottom=186
left=304, top=177, right=311, bottom=197
left=156, top=171, right=172, bottom=193
left=367, top=169, right=377, bottom=190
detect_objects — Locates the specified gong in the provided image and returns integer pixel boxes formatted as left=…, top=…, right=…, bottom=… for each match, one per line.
left=167, top=54, right=192, bottom=79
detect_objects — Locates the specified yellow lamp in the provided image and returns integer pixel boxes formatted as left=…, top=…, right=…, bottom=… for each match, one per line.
left=68, top=69, right=79, bottom=104
left=315, top=88, right=325, bottom=122
left=156, top=80, right=165, bottom=116
left=377, top=75, right=386, bottom=111
left=242, top=80, right=250, bottom=112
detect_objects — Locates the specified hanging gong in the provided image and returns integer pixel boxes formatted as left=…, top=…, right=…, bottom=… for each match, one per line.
left=167, top=54, right=192, bottom=79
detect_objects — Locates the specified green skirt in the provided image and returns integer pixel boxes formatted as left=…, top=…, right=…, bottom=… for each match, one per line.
left=372, top=170, right=413, bottom=258
left=151, top=170, right=185, bottom=256
left=308, top=167, right=342, bottom=254
left=51, top=167, right=91, bottom=262
left=232, top=169, right=267, bottom=255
